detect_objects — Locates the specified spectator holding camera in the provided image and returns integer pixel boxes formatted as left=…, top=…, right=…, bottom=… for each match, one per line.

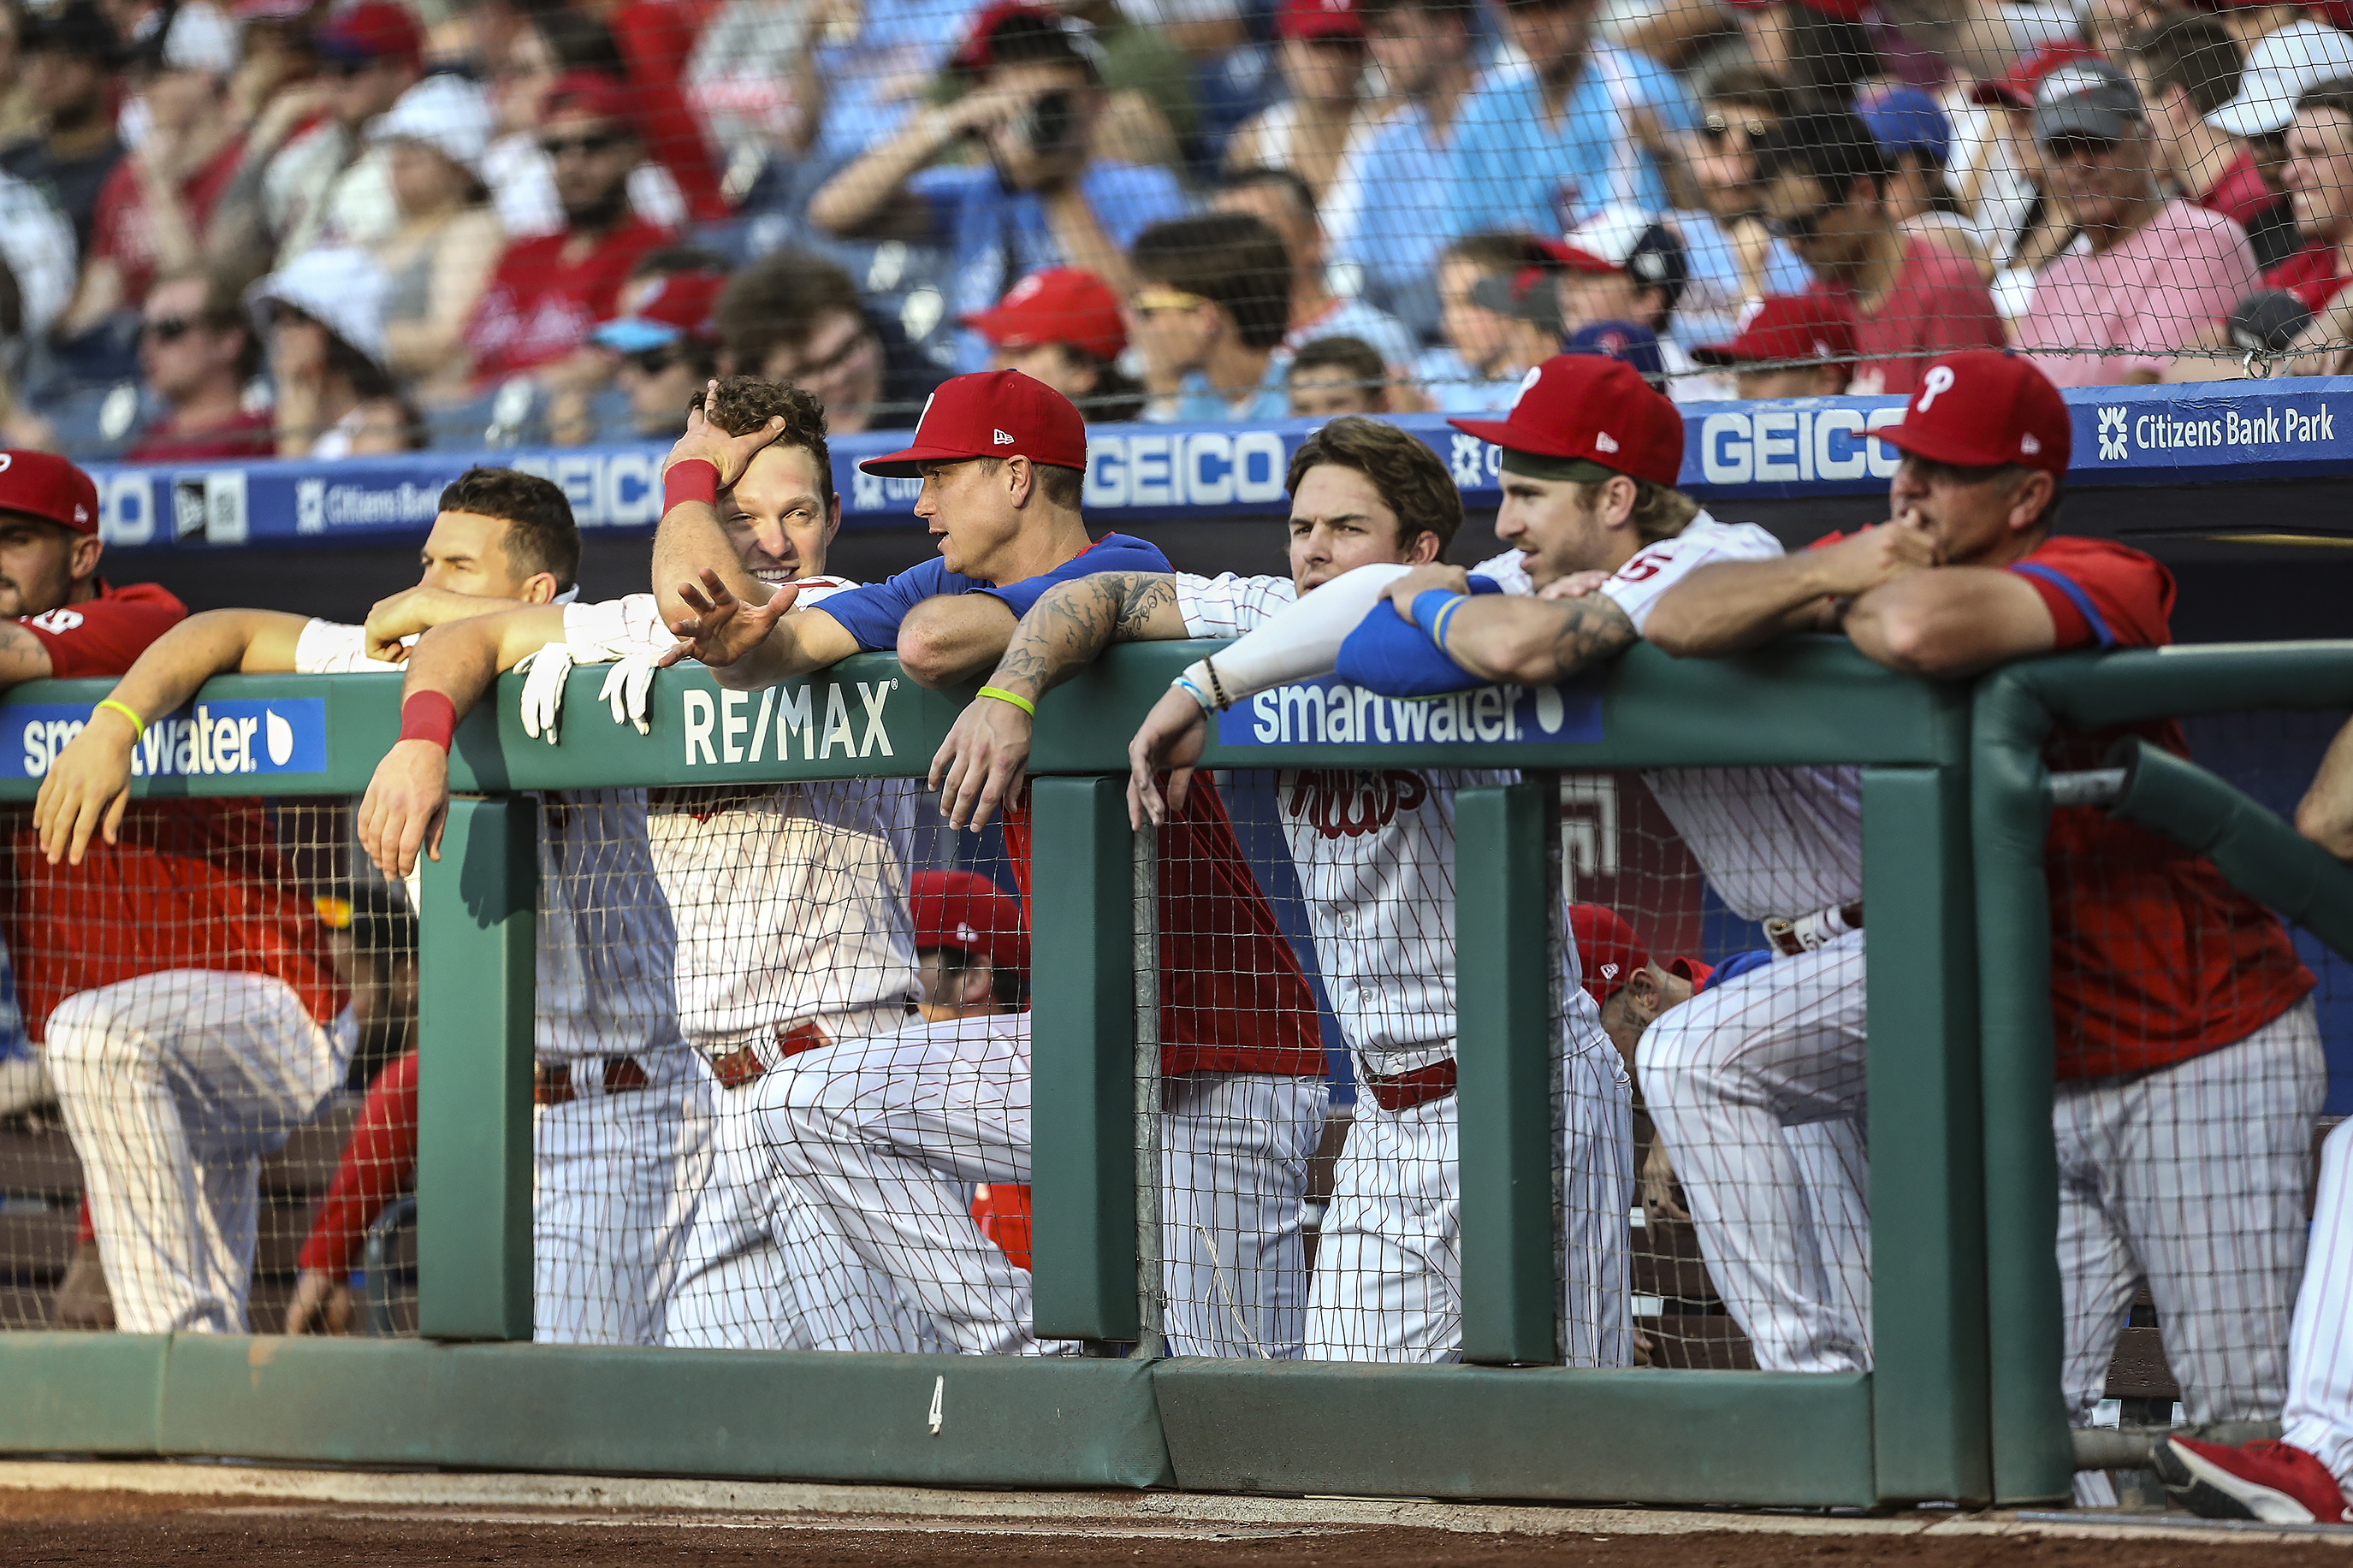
left=807, top=2, right=1182, bottom=364
left=2011, top=60, right=2258, bottom=388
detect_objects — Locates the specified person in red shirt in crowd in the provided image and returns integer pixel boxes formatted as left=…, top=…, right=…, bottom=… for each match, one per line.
left=56, top=2, right=245, bottom=335
left=1751, top=109, right=2004, bottom=395
left=122, top=264, right=276, bottom=463
left=2126, top=12, right=2298, bottom=271
left=603, top=0, right=729, bottom=224
left=909, top=869, right=1037, bottom=1273
left=1831, top=352, right=2321, bottom=1456
left=463, top=71, right=674, bottom=386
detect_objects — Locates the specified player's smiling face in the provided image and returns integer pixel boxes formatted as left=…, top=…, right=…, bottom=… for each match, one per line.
left=723, top=443, right=839, bottom=585
left=1287, top=464, right=1437, bottom=592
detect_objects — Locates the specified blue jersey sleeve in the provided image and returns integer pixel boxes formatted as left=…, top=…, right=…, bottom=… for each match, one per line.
left=1698, top=950, right=1776, bottom=991
left=970, top=532, right=1174, bottom=618
left=808, top=558, right=965, bottom=652
left=1331, top=576, right=1504, bottom=698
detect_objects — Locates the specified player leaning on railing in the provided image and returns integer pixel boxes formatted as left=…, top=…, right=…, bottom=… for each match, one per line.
left=643, top=369, right=1329, bottom=1358
left=31, top=469, right=718, bottom=1347
left=355, top=378, right=948, bottom=1356
left=929, top=410, right=1636, bottom=1365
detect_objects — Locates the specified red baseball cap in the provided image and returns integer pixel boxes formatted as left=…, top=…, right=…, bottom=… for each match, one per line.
left=1449, top=354, right=1684, bottom=488
left=951, top=0, right=1056, bottom=70
left=316, top=0, right=422, bottom=66
left=0, top=451, right=99, bottom=537
left=910, top=869, right=1028, bottom=974
left=594, top=269, right=725, bottom=352
left=963, top=268, right=1126, bottom=364
left=544, top=70, right=636, bottom=127
left=1277, top=0, right=1364, bottom=41
left=1666, top=956, right=1715, bottom=990
left=1569, top=904, right=1651, bottom=1005
left=1872, top=350, right=2071, bottom=475
left=1968, top=40, right=2098, bottom=108
left=861, top=369, right=1088, bottom=477
left=1692, top=293, right=1858, bottom=367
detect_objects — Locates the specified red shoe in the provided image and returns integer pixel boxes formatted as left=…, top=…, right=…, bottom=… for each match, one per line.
left=2157, top=1437, right=2353, bottom=1524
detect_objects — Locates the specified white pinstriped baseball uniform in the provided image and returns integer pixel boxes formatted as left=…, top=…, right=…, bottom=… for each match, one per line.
left=296, top=619, right=711, bottom=1346
left=538, top=589, right=945, bottom=1353
left=1181, top=570, right=1633, bottom=1366
left=1478, top=524, right=1878, bottom=1374
left=2285, top=1118, right=2353, bottom=1490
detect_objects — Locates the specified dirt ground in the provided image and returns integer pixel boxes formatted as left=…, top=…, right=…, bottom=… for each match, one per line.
left=1, top=1490, right=2350, bottom=1568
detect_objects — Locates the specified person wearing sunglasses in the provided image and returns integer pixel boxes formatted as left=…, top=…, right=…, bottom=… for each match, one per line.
left=1127, top=211, right=1295, bottom=422
left=462, top=70, right=674, bottom=388
left=122, top=263, right=276, bottom=463
left=1751, top=108, right=2003, bottom=397
left=587, top=253, right=727, bottom=440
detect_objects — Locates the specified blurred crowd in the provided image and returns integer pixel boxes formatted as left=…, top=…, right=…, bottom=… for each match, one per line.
left=0, top=0, right=2344, bottom=459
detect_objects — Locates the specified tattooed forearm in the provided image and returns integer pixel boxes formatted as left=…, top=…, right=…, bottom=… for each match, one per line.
left=1447, top=595, right=1638, bottom=686
left=0, top=619, right=53, bottom=686
left=988, top=572, right=1177, bottom=697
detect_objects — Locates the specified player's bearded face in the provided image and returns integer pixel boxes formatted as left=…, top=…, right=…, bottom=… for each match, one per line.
left=1495, top=474, right=1612, bottom=589
left=0, top=518, right=79, bottom=618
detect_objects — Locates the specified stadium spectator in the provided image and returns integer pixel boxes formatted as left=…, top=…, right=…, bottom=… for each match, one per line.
left=0, top=0, right=39, bottom=149
left=679, top=0, right=832, bottom=182
left=1690, top=292, right=1857, bottom=397
left=1212, top=165, right=1417, bottom=376
left=1834, top=348, right=2320, bottom=1449
left=713, top=248, right=948, bottom=433
left=2205, top=9, right=2353, bottom=143
left=1551, top=205, right=1697, bottom=382
left=2011, top=60, right=2260, bottom=388
left=122, top=264, right=274, bottom=462
left=479, top=7, right=686, bottom=240
left=462, top=71, right=673, bottom=387
left=602, top=0, right=731, bottom=224
left=960, top=264, right=1143, bottom=420
left=1752, top=109, right=2004, bottom=395
left=2128, top=11, right=2299, bottom=270
left=1414, top=231, right=1565, bottom=413
left=1449, top=0, right=1693, bottom=238
left=1322, top=0, right=1479, bottom=340
left=364, top=73, right=506, bottom=401
left=1657, top=67, right=1813, bottom=352
left=57, top=3, right=243, bottom=339
left=236, top=0, right=424, bottom=266
left=0, top=1, right=124, bottom=257
left=1038, top=0, right=1198, bottom=167
left=805, top=3, right=1182, bottom=366
left=1221, top=0, right=1372, bottom=203
left=1127, top=210, right=1294, bottom=421
left=1723, top=0, right=1879, bottom=109
left=250, top=246, right=411, bottom=458
left=1286, top=333, right=1387, bottom=414
left=1852, top=83, right=1988, bottom=277
left=584, top=255, right=726, bottom=441
left=0, top=158, right=77, bottom=352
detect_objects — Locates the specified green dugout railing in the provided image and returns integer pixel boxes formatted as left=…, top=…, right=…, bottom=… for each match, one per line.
left=0, top=636, right=2340, bottom=1507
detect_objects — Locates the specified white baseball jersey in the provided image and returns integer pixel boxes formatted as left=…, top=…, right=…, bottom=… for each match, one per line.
left=296, top=619, right=685, bottom=1061
left=1179, top=572, right=1597, bottom=1076
left=1477, top=518, right=1864, bottom=922
left=556, top=589, right=922, bottom=1047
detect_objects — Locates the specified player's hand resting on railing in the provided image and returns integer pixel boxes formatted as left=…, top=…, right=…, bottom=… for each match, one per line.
left=931, top=694, right=1033, bottom=831
left=359, top=740, right=451, bottom=877
left=33, top=705, right=140, bottom=865
left=283, top=1266, right=353, bottom=1335
left=1128, top=686, right=1210, bottom=827
left=658, top=570, right=801, bottom=672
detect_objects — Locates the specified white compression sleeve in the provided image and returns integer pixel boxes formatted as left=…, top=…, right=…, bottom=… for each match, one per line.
left=1183, top=563, right=1414, bottom=705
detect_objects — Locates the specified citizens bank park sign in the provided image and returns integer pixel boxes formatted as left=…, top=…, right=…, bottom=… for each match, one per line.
left=80, top=380, right=2353, bottom=547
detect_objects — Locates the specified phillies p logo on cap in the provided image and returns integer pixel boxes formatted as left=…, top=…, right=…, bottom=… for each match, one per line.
left=1873, top=350, right=2071, bottom=475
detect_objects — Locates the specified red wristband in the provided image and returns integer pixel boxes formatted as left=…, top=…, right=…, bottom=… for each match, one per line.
left=399, top=690, right=457, bottom=751
left=663, top=459, right=719, bottom=512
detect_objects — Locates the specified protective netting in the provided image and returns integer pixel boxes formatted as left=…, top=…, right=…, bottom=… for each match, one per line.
left=17, top=0, right=2353, bottom=462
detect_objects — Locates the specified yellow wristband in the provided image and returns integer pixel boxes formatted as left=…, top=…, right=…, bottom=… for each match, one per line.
left=93, top=698, right=145, bottom=734
left=976, top=685, right=1035, bottom=719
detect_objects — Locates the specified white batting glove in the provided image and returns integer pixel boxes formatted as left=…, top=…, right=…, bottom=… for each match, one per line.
left=599, top=651, right=658, bottom=736
left=516, top=641, right=577, bottom=743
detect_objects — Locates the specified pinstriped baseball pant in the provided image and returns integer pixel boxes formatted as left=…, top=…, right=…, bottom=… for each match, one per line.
left=2054, top=997, right=2325, bottom=1427
left=1637, top=932, right=1874, bottom=1374
left=2285, top=1118, right=2353, bottom=1489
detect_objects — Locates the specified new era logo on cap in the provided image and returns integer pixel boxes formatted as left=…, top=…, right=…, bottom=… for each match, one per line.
left=1595, top=432, right=1620, bottom=453
left=993, top=429, right=1014, bottom=445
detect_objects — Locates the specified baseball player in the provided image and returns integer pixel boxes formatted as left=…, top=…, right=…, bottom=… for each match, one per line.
left=443, top=380, right=943, bottom=1354
left=1146, top=354, right=1876, bottom=1375
left=39, top=469, right=714, bottom=1346
left=933, top=412, right=1633, bottom=1364
left=909, top=869, right=1037, bottom=1270
left=655, top=370, right=1329, bottom=1357
left=1766, top=353, right=2318, bottom=1447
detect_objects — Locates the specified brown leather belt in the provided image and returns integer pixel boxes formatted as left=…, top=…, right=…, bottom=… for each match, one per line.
left=1362, top=1058, right=1456, bottom=1114
left=534, top=1056, right=651, bottom=1106
left=706, top=1020, right=833, bottom=1092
